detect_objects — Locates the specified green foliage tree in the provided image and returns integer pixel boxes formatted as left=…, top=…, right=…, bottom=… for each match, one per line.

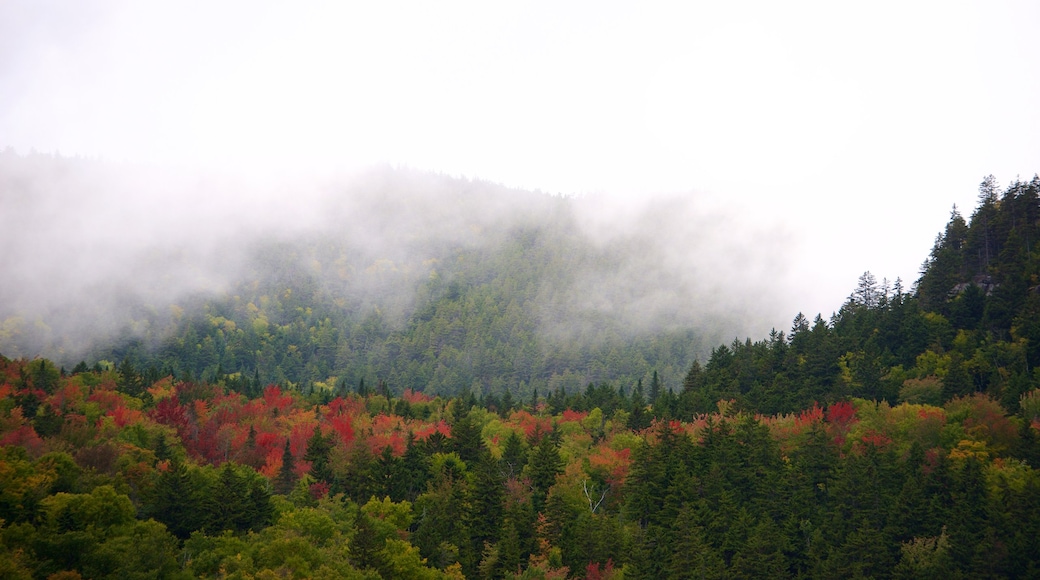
left=304, top=426, right=333, bottom=484
left=526, top=434, right=563, bottom=512
left=148, top=460, right=200, bottom=539
left=275, top=439, right=297, bottom=496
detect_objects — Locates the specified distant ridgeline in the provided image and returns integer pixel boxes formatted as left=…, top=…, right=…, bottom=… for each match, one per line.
left=108, top=173, right=1040, bottom=415
left=4, top=161, right=1040, bottom=415
left=93, top=224, right=710, bottom=402
left=2, top=152, right=740, bottom=400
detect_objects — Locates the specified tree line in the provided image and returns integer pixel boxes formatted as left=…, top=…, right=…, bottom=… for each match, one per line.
left=2, top=351, right=1040, bottom=577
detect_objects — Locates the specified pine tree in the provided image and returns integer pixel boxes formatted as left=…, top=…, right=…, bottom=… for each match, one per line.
left=149, top=460, right=199, bottom=539
left=667, top=505, right=727, bottom=579
left=303, top=426, right=333, bottom=484
left=469, top=450, right=505, bottom=559
left=393, top=432, right=430, bottom=502
left=730, top=518, right=791, bottom=578
left=201, top=462, right=250, bottom=533
left=649, top=370, right=661, bottom=405
left=528, top=434, right=563, bottom=512
left=501, top=430, right=527, bottom=479
left=450, top=410, right=484, bottom=464
left=246, top=476, right=274, bottom=530
left=351, top=511, right=389, bottom=573
left=275, top=439, right=297, bottom=495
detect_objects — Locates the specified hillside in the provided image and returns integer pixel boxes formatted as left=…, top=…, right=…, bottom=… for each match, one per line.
left=63, top=171, right=1040, bottom=420
left=1, top=346, right=1039, bottom=577
left=2, top=174, right=1040, bottom=578
left=1, top=151, right=788, bottom=399
left=665, top=175, right=1040, bottom=416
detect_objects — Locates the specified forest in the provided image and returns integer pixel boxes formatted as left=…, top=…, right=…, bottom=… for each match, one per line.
left=2, top=173, right=1040, bottom=578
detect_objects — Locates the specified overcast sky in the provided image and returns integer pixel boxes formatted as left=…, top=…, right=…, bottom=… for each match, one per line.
left=2, top=0, right=1039, bottom=319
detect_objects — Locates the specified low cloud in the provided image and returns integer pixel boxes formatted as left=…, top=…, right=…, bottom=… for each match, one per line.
left=0, top=151, right=798, bottom=362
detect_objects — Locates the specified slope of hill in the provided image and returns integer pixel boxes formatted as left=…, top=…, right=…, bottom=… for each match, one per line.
left=3, top=173, right=1040, bottom=578
left=0, top=151, right=790, bottom=398
left=670, top=174, right=1040, bottom=415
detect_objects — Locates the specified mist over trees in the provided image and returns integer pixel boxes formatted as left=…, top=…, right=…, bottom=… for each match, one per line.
left=0, top=150, right=791, bottom=397
left=4, top=155, right=1040, bottom=577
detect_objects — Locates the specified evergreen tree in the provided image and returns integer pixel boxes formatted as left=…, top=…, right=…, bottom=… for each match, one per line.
left=393, top=432, right=430, bottom=502
left=527, top=434, right=563, bottom=512
left=468, top=450, right=505, bottom=560
left=201, top=463, right=251, bottom=533
left=667, top=507, right=726, bottom=579
left=303, top=426, right=333, bottom=484
left=274, top=439, right=297, bottom=495
left=350, top=511, right=390, bottom=573
left=501, top=430, right=527, bottom=479
left=649, top=370, right=661, bottom=405
left=450, top=410, right=484, bottom=464
left=148, top=460, right=199, bottom=539
left=729, top=517, right=790, bottom=578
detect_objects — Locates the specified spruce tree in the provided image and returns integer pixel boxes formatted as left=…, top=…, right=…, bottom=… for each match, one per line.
left=468, top=450, right=505, bottom=559
left=275, top=439, right=297, bottom=495
left=303, top=426, right=333, bottom=484
left=501, top=431, right=527, bottom=479
left=450, top=410, right=483, bottom=464
left=528, top=433, right=563, bottom=511
left=202, top=462, right=250, bottom=533
left=649, top=370, right=661, bottom=404
left=149, top=460, right=199, bottom=539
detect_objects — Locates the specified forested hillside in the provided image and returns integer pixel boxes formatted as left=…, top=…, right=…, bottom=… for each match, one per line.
left=0, top=151, right=784, bottom=400
left=82, top=173, right=1040, bottom=420
left=2, top=353, right=1039, bottom=577
left=2, top=172, right=1040, bottom=578
left=98, top=220, right=708, bottom=400
left=678, top=174, right=1040, bottom=416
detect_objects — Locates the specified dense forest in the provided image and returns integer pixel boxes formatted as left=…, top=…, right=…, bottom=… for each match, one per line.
left=2, top=173, right=1040, bottom=578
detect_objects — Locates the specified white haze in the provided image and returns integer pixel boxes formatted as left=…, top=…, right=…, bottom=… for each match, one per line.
left=2, top=0, right=1039, bottom=347
left=0, top=154, right=795, bottom=362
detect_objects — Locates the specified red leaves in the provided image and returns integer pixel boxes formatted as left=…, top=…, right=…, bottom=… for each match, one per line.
left=560, top=409, right=588, bottom=423
left=363, top=413, right=408, bottom=457
left=855, top=430, right=893, bottom=452
left=328, top=414, right=355, bottom=446
left=508, top=410, right=553, bottom=441
left=825, top=401, right=858, bottom=448
left=826, top=401, right=857, bottom=428
left=260, top=446, right=283, bottom=479
left=110, top=405, right=143, bottom=428
left=309, top=481, right=331, bottom=500
left=326, top=396, right=365, bottom=417
left=585, top=559, right=616, bottom=580
left=88, top=388, right=124, bottom=414
left=150, top=396, right=190, bottom=436
left=588, top=444, right=631, bottom=488
left=0, top=423, right=43, bottom=456
left=797, top=403, right=825, bottom=428
left=289, top=423, right=315, bottom=468
left=401, top=388, right=433, bottom=404
left=412, top=419, right=451, bottom=441
left=49, top=382, right=85, bottom=414
left=262, top=385, right=293, bottom=414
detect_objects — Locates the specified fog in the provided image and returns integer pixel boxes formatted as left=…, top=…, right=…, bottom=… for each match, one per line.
left=4, top=2, right=1039, bottom=366
left=0, top=151, right=796, bottom=362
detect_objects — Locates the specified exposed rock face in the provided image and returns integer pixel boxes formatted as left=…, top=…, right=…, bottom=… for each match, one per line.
left=950, top=275, right=996, bottom=297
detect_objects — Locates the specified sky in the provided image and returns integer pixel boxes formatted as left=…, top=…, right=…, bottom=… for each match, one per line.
left=2, top=0, right=1039, bottom=321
